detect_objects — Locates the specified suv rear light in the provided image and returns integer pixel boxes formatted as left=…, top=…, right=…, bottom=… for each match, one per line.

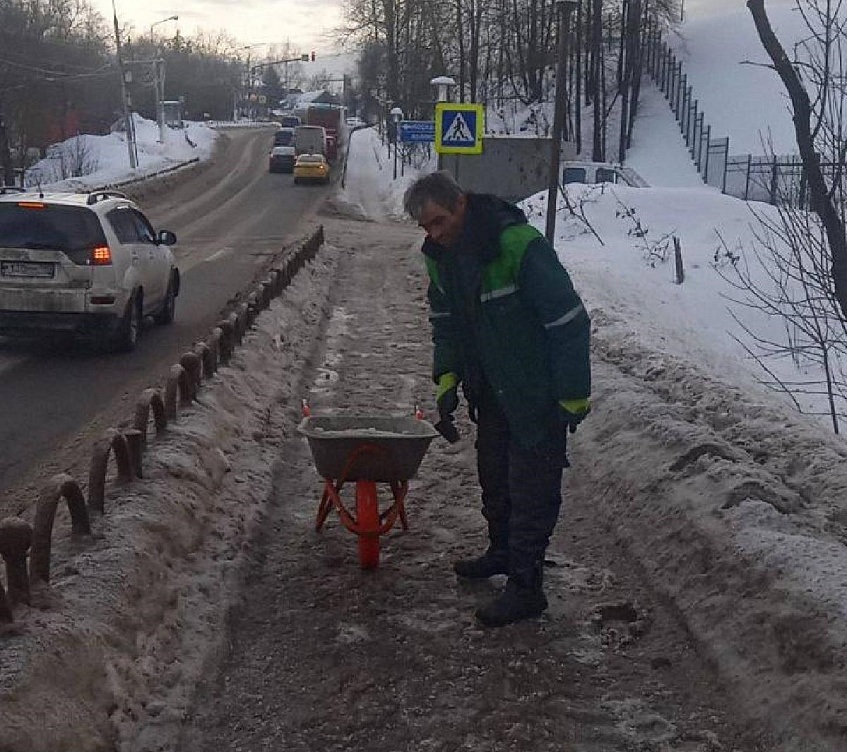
left=91, top=246, right=112, bottom=265
left=89, top=295, right=116, bottom=305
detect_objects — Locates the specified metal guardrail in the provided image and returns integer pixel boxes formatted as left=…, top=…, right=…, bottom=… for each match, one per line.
left=0, top=225, right=326, bottom=625
left=96, top=157, right=201, bottom=191
left=206, top=120, right=279, bottom=129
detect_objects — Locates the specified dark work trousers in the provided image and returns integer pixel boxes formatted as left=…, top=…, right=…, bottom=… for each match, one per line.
left=474, top=383, right=569, bottom=587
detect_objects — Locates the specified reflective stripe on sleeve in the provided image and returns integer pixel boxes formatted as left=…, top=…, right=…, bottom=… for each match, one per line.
left=544, top=303, right=585, bottom=329
left=429, top=311, right=452, bottom=320
left=480, top=284, right=518, bottom=303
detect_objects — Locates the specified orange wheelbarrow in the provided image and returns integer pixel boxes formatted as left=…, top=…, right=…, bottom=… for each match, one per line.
left=298, top=414, right=440, bottom=569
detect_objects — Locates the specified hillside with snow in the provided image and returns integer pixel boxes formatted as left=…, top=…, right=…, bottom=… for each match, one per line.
left=672, top=0, right=802, bottom=153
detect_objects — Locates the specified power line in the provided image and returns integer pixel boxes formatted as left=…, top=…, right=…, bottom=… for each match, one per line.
left=0, top=56, right=114, bottom=80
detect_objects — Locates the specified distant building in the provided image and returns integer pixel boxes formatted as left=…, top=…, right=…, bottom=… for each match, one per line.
left=293, top=90, right=340, bottom=108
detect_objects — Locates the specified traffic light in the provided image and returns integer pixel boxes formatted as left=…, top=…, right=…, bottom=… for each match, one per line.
left=311, top=50, right=315, bottom=61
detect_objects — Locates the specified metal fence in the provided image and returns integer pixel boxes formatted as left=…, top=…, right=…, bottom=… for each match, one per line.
left=641, top=21, right=823, bottom=208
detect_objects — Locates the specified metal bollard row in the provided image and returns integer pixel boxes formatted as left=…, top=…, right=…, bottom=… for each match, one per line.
left=31, top=474, right=91, bottom=587
left=0, top=517, right=33, bottom=622
left=0, top=226, right=325, bottom=625
left=88, top=429, right=135, bottom=515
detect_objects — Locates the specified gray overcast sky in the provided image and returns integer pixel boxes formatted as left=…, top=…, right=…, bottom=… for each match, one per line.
left=95, top=0, right=345, bottom=52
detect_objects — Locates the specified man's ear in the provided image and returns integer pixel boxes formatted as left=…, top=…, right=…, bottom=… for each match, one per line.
left=455, top=193, right=467, bottom=214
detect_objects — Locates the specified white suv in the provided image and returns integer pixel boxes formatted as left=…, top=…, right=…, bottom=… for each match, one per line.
left=0, top=188, right=180, bottom=351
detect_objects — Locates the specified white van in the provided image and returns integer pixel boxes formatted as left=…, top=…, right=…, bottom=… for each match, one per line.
left=562, top=161, right=648, bottom=187
left=293, top=125, right=327, bottom=157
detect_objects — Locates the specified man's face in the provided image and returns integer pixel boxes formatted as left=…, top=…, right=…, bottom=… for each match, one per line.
left=417, top=195, right=467, bottom=248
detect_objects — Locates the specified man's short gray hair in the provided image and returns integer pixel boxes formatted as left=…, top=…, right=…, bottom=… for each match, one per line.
left=403, top=170, right=464, bottom=220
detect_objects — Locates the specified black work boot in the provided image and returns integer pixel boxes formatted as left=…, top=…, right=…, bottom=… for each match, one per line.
left=454, top=547, right=509, bottom=579
left=475, top=562, right=547, bottom=627
left=475, top=580, right=548, bottom=627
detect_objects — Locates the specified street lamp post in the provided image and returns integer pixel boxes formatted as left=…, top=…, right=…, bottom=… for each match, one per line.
left=545, top=1, right=577, bottom=243
left=390, top=106, right=403, bottom=180
left=150, top=14, right=178, bottom=42
left=238, top=43, right=272, bottom=121
left=111, top=0, right=136, bottom=168
left=150, top=16, right=178, bottom=143
left=430, top=76, right=455, bottom=171
left=430, top=76, right=456, bottom=105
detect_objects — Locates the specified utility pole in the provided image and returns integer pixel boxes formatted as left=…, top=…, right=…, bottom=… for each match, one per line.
left=150, top=14, right=177, bottom=141
left=156, top=59, right=166, bottom=143
left=112, top=0, right=137, bottom=168
left=545, top=1, right=577, bottom=243
left=246, top=51, right=253, bottom=120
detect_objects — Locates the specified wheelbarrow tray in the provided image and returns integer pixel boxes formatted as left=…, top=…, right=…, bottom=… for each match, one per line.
left=298, top=415, right=439, bottom=482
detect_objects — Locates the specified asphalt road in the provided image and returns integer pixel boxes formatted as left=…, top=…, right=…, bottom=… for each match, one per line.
left=0, top=127, right=329, bottom=508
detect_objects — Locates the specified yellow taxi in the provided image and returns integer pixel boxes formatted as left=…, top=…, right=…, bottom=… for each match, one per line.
left=293, top=153, right=330, bottom=185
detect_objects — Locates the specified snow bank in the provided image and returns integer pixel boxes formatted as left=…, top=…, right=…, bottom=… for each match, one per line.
left=24, top=114, right=219, bottom=193
left=521, top=183, right=844, bottom=429
left=334, top=127, right=432, bottom=221
left=568, top=316, right=847, bottom=750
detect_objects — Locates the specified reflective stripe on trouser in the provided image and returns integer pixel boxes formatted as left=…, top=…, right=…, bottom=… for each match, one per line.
left=475, top=384, right=568, bottom=584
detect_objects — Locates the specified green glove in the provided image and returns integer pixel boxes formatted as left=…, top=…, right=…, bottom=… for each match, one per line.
left=559, top=398, right=591, bottom=433
left=436, top=372, right=459, bottom=417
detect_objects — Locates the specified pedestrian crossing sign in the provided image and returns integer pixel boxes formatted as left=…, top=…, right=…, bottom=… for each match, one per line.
left=435, top=103, right=484, bottom=155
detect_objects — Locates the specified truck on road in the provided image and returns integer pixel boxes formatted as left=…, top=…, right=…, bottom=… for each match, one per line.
left=295, top=105, right=345, bottom=162
left=293, top=125, right=327, bottom=158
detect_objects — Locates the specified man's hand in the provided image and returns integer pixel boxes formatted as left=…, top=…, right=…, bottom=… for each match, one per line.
left=436, top=372, right=459, bottom=417
left=559, top=398, right=591, bottom=434
left=434, top=372, right=460, bottom=443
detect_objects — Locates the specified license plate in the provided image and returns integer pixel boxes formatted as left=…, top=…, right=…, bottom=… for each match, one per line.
left=1, top=261, right=55, bottom=278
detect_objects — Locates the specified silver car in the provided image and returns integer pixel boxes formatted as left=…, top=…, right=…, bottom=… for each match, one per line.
left=0, top=188, right=179, bottom=351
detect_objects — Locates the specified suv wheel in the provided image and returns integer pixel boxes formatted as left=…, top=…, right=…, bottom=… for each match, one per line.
left=114, top=292, right=142, bottom=352
left=154, top=276, right=176, bottom=325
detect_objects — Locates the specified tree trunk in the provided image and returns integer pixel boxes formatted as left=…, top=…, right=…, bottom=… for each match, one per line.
left=592, top=0, right=604, bottom=160
left=383, top=0, right=399, bottom=104
left=576, top=0, right=583, bottom=152
left=747, top=0, right=847, bottom=322
left=618, top=0, right=631, bottom=161
left=585, top=0, right=594, bottom=105
left=0, top=101, right=14, bottom=186
left=469, top=0, right=483, bottom=103
left=617, top=0, right=628, bottom=91
left=457, top=0, right=466, bottom=101
left=627, top=0, right=645, bottom=145
left=512, top=0, right=530, bottom=100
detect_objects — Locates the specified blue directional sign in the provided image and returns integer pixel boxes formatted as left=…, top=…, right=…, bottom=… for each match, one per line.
left=399, top=120, right=435, bottom=143
left=435, top=103, right=484, bottom=155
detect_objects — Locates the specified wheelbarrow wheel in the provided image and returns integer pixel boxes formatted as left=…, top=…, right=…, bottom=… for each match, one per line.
left=356, top=481, right=380, bottom=569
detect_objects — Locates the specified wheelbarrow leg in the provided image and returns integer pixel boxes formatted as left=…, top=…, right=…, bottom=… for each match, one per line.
left=356, top=480, right=380, bottom=569
left=315, top=480, right=336, bottom=532
left=390, top=480, right=410, bottom=531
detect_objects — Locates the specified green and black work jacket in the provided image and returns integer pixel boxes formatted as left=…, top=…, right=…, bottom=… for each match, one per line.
left=423, top=193, right=591, bottom=448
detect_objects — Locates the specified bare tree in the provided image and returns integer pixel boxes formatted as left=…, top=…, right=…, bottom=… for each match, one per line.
left=718, top=195, right=847, bottom=434
left=747, top=0, right=847, bottom=322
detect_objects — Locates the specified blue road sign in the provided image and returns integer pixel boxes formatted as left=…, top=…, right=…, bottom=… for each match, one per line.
left=435, top=103, right=484, bottom=154
left=399, top=121, right=435, bottom=143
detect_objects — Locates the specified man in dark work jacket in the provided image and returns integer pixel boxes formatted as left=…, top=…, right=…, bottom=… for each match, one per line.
left=404, top=171, right=591, bottom=627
